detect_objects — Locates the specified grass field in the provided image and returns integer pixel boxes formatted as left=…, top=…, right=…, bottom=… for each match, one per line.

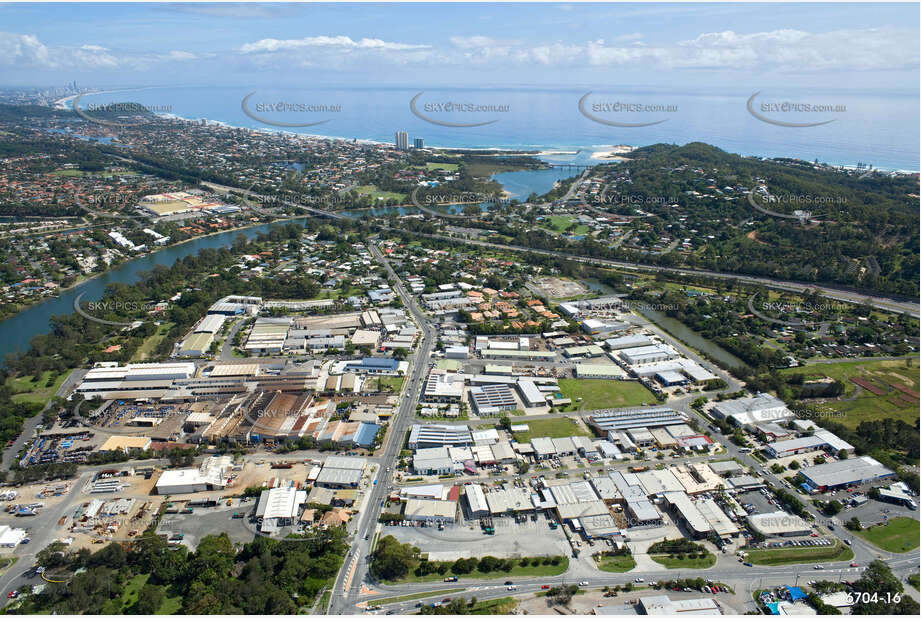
left=354, top=185, right=406, bottom=202
left=540, top=215, right=589, bottom=235
left=424, top=162, right=459, bottom=172
left=374, top=589, right=462, bottom=605
left=557, top=378, right=657, bottom=410
left=650, top=552, right=716, bottom=569
left=510, top=417, right=591, bottom=442
left=781, top=358, right=919, bottom=428
left=466, top=597, right=518, bottom=614
left=371, top=376, right=405, bottom=393
left=8, top=370, right=72, bottom=405
left=745, top=542, right=853, bottom=566
left=856, top=517, right=920, bottom=553
left=391, top=557, right=569, bottom=584
left=131, top=322, right=175, bottom=362
left=49, top=169, right=85, bottom=176
left=595, top=553, right=636, bottom=573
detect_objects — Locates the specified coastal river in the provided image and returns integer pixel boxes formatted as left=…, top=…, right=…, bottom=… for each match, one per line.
left=0, top=219, right=314, bottom=365
left=0, top=164, right=582, bottom=365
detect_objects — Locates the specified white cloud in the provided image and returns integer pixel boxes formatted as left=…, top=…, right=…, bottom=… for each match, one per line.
left=0, top=31, right=199, bottom=71
left=240, top=35, right=430, bottom=54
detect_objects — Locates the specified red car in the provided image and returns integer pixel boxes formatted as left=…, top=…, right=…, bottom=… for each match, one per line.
left=7, top=591, right=18, bottom=599
left=541, top=585, right=551, bottom=590
left=850, top=562, right=859, bottom=567
left=442, top=598, right=451, bottom=603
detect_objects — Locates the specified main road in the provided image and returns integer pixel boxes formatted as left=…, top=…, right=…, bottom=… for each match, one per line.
left=327, top=241, right=436, bottom=614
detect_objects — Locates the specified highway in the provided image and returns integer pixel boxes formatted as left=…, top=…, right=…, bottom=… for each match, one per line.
left=389, top=230, right=919, bottom=318
left=327, top=241, right=436, bottom=614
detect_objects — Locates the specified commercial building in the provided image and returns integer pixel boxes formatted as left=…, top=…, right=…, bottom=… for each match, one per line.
left=877, top=482, right=917, bottom=509
left=710, top=393, right=792, bottom=428
left=178, top=331, right=214, bottom=357
left=635, top=595, right=721, bottom=616
left=422, top=369, right=465, bottom=403
left=444, top=346, right=469, bottom=359
left=315, top=455, right=366, bottom=488
left=256, top=486, right=305, bottom=528
left=99, top=436, right=152, bottom=453
left=799, top=456, right=895, bottom=492
left=464, top=484, right=489, bottom=518
left=588, top=407, right=685, bottom=433
left=516, top=379, right=547, bottom=407
left=404, top=498, right=456, bottom=523
left=408, top=424, right=473, bottom=449
left=339, top=357, right=404, bottom=375
left=480, top=349, right=556, bottom=361
left=747, top=511, right=812, bottom=537
left=605, top=334, right=654, bottom=351
left=618, top=344, right=679, bottom=366
left=574, top=363, right=627, bottom=379
left=765, top=429, right=855, bottom=458
left=413, top=447, right=455, bottom=475
left=155, top=458, right=234, bottom=495
left=580, top=318, right=629, bottom=336
left=470, top=384, right=518, bottom=416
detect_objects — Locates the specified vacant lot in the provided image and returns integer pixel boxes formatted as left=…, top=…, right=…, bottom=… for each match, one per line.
left=856, top=517, right=919, bottom=553
left=781, top=358, right=919, bottom=428
left=389, top=557, right=568, bottom=584
left=354, top=185, right=407, bottom=202
left=8, top=369, right=72, bottom=405
left=595, top=553, right=636, bottom=572
left=510, top=417, right=591, bottom=442
left=557, top=379, right=656, bottom=411
left=745, top=542, right=853, bottom=566
left=650, top=552, right=716, bottom=569
left=541, top=215, right=589, bottom=235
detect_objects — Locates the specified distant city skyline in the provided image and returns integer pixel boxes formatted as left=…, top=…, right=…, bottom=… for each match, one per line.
left=0, top=2, right=918, bottom=93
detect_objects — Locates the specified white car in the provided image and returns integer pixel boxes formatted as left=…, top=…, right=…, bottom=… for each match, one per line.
left=579, top=581, right=589, bottom=586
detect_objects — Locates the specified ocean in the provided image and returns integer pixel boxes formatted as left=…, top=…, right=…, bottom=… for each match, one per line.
left=74, top=85, right=919, bottom=171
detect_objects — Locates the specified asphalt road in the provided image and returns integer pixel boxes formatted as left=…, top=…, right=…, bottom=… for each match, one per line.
left=327, top=241, right=436, bottom=615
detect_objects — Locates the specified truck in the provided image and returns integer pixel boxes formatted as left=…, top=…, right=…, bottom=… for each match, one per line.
left=443, top=576, right=458, bottom=582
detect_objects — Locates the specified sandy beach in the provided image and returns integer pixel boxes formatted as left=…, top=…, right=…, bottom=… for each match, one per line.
left=590, top=145, right=636, bottom=160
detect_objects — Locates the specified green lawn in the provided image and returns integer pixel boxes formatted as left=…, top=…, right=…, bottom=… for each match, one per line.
left=557, top=378, right=657, bottom=411
left=354, top=185, right=407, bottom=202
left=780, top=358, right=919, bottom=428
left=8, top=370, right=72, bottom=405
left=131, top=322, right=175, bottom=362
left=510, top=417, right=591, bottom=442
left=540, top=215, right=590, bottom=235
left=856, top=517, right=920, bottom=553
left=389, top=557, right=569, bottom=584
left=650, top=552, right=716, bottom=569
left=374, top=589, right=462, bottom=605
left=595, top=553, right=636, bottom=573
left=745, top=542, right=853, bottom=566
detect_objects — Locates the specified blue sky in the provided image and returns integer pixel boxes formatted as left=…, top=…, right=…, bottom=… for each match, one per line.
left=1, top=2, right=918, bottom=92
